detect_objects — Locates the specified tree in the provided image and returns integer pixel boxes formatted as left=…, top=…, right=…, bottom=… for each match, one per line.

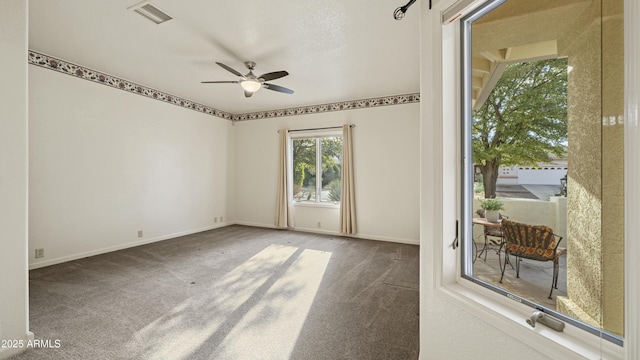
left=292, top=137, right=342, bottom=200
left=292, top=139, right=316, bottom=188
left=320, top=137, right=342, bottom=187
left=473, top=58, right=568, bottom=198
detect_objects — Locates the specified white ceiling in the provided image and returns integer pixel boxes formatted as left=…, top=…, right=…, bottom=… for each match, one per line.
left=29, top=0, right=421, bottom=114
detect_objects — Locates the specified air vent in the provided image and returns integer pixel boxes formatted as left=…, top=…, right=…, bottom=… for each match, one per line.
left=128, top=1, right=173, bottom=24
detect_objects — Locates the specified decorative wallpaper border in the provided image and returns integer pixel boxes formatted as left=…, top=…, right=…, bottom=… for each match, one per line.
left=28, top=51, right=233, bottom=120
left=28, top=50, right=420, bottom=121
left=233, top=93, right=420, bottom=121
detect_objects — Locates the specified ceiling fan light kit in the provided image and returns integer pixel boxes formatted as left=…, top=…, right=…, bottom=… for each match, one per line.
left=240, top=79, right=261, bottom=93
left=202, top=61, right=294, bottom=98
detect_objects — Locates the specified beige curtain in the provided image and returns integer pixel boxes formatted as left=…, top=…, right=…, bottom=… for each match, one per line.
left=275, top=129, right=294, bottom=228
left=340, top=124, right=356, bottom=234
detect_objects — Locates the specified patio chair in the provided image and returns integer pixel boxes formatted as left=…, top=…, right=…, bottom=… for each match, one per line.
left=499, top=219, right=564, bottom=299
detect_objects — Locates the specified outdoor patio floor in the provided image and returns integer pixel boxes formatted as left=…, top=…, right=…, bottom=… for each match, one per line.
left=473, top=243, right=567, bottom=309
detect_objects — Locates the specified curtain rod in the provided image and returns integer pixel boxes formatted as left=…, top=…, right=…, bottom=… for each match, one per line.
left=278, top=125, right=355, bottom=133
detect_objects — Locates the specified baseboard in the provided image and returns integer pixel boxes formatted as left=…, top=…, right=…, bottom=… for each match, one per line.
left=234, top=221, right=279, bottom=229
left=350, top=233, right=420, bottom=245
left=29, top=221, right=418, bottom=270
left=290, top=227, right=340, bottom=236
left=29, top=223, right=231, bottom=270
left=0, top=331, right=34, bottom=360
left=234, top=221, right=419, bottom=245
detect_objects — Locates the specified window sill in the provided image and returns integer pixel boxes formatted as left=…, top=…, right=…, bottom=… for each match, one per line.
left=435, top=280, right=624, bottom=360
left=292, top=202, right=340, bottom=209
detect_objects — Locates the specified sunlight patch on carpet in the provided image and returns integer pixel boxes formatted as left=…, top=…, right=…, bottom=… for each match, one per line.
left=127, top=244, right=331, bottom=360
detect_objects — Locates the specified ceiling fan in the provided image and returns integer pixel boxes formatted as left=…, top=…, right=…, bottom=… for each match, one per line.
left=202, top=61, right=294, bottom=98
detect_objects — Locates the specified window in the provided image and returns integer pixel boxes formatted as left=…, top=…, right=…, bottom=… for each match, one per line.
left=291, top=135, right=342, bottom=205
left=460, top=0, right=624, bottom=345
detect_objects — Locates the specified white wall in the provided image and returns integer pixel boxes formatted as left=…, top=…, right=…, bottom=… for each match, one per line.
left=472, top=197, right=568, bottom=241
left=28, top=65, right=236, bottom=268
left=28, top=61, right=418, bottom=267
left=0, top=0, right=30, bottom=358
left=234, top=104, right=420, bottom=244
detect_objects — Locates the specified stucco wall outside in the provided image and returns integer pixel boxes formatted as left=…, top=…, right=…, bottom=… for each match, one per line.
left=555, top=0, right=624, bottom=336
left=472, top=197, right=567, bottom=242
left=601, top=0, right=625, bottom=336
left=557, top=0, right=604, bottom=329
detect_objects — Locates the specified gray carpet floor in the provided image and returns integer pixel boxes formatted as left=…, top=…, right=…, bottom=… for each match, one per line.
left=10, top=225, right=419, bottom=360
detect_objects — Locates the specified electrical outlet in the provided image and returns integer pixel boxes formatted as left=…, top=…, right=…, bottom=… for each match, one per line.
left=220, top=216, right=223, bottom=222
left=35, top=248, right=44, bottom=258
left=138, top=230, right=143, bottom=238
left=214, top=217, right=218, bottom=223
left=317, top=221, right=321, bottom=228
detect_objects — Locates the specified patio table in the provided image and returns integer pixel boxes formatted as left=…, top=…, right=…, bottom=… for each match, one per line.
left=472, top=217, right=502, bottom=262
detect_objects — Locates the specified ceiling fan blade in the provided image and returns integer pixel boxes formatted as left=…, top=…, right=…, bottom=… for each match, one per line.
left=264, top=83, right=294, bottom=94
left=215, top=62, right=243, bottom=77
left=258, top=71, right=289, bottom=82
left=201, top=81, right=239, bottom=84
left=244, top=91, right=254, bottom=98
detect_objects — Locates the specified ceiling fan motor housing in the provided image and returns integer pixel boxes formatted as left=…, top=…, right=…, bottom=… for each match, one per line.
left=202, top=61, right=294, bottom=96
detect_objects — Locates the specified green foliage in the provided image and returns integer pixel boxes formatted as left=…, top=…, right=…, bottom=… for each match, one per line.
left=480, top=198, right=504, bottom=211
left=292, top=137, right=342, bottom=201
left=327, top=179, right=341, bottom=202
left=292, top=139, right=316, bottom=187
left=473, top=182, right=484, bottom=194
left=321, top=137, right=342, bottom=161
left=320, top=137, right=342, bottom=187
left=472, top=58, right=568, bottom=197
